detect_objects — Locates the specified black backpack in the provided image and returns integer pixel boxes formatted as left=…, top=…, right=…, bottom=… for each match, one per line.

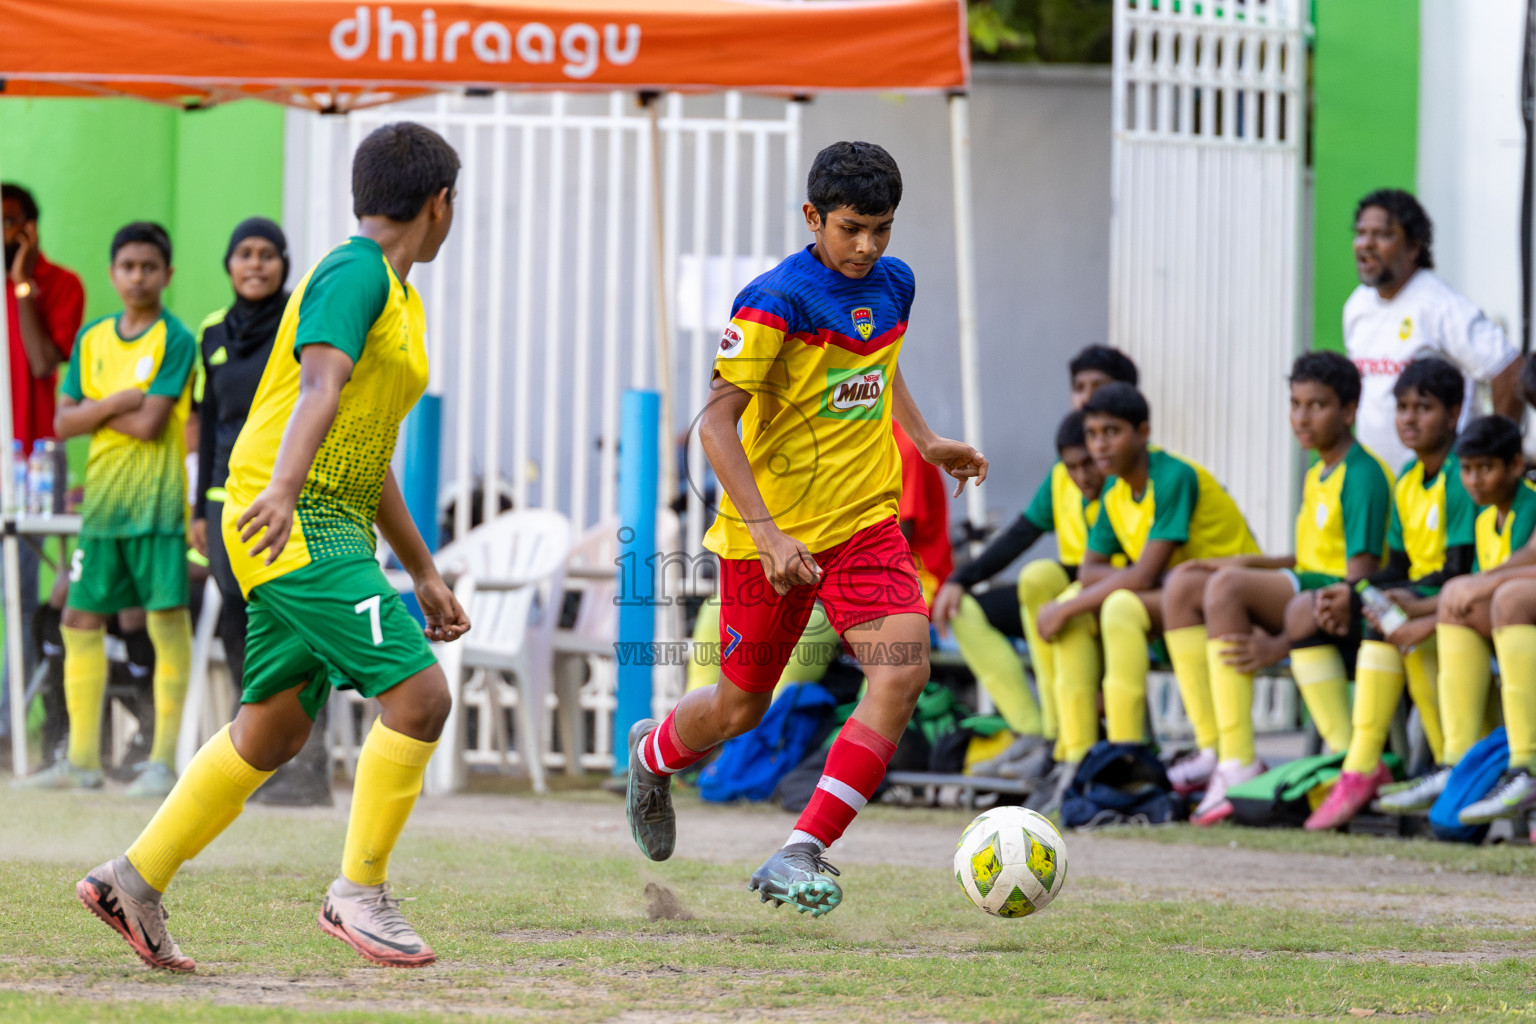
left=1060, top=741, right=1176, bottom=828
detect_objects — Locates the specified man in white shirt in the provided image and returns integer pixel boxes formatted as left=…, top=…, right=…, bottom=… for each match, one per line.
left=1343, top=188, right=1523, bottom=473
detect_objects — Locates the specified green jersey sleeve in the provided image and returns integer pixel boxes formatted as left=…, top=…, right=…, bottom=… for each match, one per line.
left=1146, top=454, right=1198, bottom=545
left=61, top=346, right=83, bottom=402
left=1087, top=493, right=1123, bottom=557
left=1340, top=448, right=1392, bottom=559
left=146, top=317, right=196, bottom=400
left=1022, top=465, right=1057, bottom=533
left=1512, top=486, right=1536, bottom=553
left=1387, top=497, right=1404, bottom=553
left=1445, top=460, right=1477, bottom=548
left=293, top=244, right=390, bottom=364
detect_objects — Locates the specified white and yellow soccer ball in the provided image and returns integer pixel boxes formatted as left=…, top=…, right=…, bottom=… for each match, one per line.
left=953, top=806, right=1067, bottom=918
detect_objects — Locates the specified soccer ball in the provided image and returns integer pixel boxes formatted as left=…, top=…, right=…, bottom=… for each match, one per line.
left=953, top=806, right=1067, bottom=918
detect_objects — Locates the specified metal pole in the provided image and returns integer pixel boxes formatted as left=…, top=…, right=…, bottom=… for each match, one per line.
left=614, top=389, right=659, bottom=771
left=0, top=135, right=29, bottom=777
left=646, top=95, right=677, bottom=513
left=947, top=93, right=987, bottom=533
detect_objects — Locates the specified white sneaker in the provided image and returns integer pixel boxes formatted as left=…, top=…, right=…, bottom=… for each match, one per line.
left=1459, top=770, right=1536, bottom=825
left=126, top=762, right=177, bottom=799
left=76, top=858, right=195, bottom=972
left=1191, top=759, right=1262, bottom=825
left=1374, top=766, right=1451, bottom=815
left=319, top=879, right=435, bottom=967
left=1167, top=748, right=1218, bottom=795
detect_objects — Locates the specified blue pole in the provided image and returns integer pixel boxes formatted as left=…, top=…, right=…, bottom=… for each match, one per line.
left=402, top=395, right=442, bottom=553
left=615, top=389, right=660, bottom=771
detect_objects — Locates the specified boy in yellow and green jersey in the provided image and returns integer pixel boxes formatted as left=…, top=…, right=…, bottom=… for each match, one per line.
left=1155, top=352, right=1392, bottom=825
left=1382, top=414, right=1536, bottom=819
left=76, top=123, right=471, bottom=974
left=1032, top=382, right=1259, bottom=814
left=16, top=222, right=196, bottom=801
left=1294, top=356, right=1476, bottom=830
left=931, top=345, right=1137, bottom=780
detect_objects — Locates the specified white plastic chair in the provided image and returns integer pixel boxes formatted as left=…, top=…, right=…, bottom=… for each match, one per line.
left=426, top=508, right=572, bottom=795
left=551, top=517, right=620, bottom=773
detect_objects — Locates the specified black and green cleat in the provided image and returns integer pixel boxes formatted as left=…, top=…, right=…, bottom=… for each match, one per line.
left=749, top=843, right=842, bottom=917
left=625, top=719, right=676, bottom=861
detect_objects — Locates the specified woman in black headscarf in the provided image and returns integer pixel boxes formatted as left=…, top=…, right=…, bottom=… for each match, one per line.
left=191, top=218, right=288, bottom=702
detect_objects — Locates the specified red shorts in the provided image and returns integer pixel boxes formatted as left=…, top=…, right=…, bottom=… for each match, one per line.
left=717, top=516, right=928, bottom=693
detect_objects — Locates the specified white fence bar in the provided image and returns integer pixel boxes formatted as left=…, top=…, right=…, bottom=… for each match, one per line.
left=292, top=91, right=803, bottom=554
left=1109, top=0, right=1306, bottom=551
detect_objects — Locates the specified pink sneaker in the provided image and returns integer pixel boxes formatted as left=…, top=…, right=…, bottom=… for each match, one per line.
left=1190, top=759, right=1263, bottom=827
left=1167, top=748, right=1218, bottom=796
left=1304, top=762, right=1392, bottom=831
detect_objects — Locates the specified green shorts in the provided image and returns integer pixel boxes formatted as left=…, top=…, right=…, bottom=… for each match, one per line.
left=241, top=554, right=437, bottom=720
left=1284, top=570, right=1342, bottom=594
left=66, top=533, right=189, bottom=614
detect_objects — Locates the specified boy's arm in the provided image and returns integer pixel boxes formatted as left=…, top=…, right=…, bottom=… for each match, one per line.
left=55, top=389, right=144, bottom=438
left=236, top=344, right=353, bottom=563
left=101, top=395, right=178, bottom=441
left=376, top=467, right=469, bottom=643
left=1037, top=540, right=1178, bottom=639
left=699, top=376, right=821, bottom=596
left=890, top=365, right=987, bottom=497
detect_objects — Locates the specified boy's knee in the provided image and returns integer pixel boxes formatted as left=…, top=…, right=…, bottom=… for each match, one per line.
left=1018, top=559, right=1069, bottom=604
left=1163, top=565, right=1208, bottom=614
left=1100, top=589, right=1149, bottom=637
left=409, top=685, right=453, bottom=741
left=1491, top=580, right=1536, bottom=628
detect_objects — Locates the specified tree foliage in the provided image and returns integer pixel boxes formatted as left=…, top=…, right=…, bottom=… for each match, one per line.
left=968, top=0, right=1114, bottom=63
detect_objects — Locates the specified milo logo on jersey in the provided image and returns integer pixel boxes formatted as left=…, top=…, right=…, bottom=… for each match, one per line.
left=822, top=364, right=888, bottom=420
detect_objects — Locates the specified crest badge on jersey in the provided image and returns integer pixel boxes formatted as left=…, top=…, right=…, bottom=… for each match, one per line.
left=718, top=323, right=745, bottom=359
left=850, top=306, right=875, bottom=340
left=1398, top=316, right=1413, bottom=341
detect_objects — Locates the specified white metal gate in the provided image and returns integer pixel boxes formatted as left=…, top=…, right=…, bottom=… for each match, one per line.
left=284, top=90, right=803, bottom=557
left=1109, top=0, right=1306, bottom=550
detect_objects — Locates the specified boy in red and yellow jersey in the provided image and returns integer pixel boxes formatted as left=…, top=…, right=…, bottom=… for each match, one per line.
left=625, top=142, right=986, bottom=917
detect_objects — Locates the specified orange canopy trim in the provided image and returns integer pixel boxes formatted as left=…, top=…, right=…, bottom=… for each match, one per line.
left=0, top=0, right=969, bottom=107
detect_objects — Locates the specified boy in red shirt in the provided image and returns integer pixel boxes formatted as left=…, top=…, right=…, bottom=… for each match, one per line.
left=624, top=142, right=986, bottom=917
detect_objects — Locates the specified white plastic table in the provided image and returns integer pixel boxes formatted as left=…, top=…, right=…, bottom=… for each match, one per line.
left=4, top=514, right=81, bottom=777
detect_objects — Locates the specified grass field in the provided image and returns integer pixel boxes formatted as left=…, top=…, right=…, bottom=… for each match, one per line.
left=2, top=785, right=1535, bottom=1023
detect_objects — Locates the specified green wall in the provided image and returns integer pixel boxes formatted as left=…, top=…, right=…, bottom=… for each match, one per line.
left=0, top=98, right=285, bottom=329
left=1310, top=0, right=1420, bottom=354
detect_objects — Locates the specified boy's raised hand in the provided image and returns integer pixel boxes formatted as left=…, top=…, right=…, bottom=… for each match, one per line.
left=922, top=436, right=988, bottom=498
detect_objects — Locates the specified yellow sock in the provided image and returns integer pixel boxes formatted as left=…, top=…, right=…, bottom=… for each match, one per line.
left=952, top=593, right=1043, bottom=735
left=1052, top=606, right=1102, bottom=763
left=1100, top=590, right=1150, bottom=744
left=1494, top=625, right=1536, bottom=772
left=63, top=626, right=109, bottom=771
left=126, top=724, right=274, bottom=891
left=1402, top=639, right=1442, bottom=763
left=1437, top=623, right=1493, bottom=766
left=1018, top=559, right=1071, bottom=740
left=1207, top=639, right=1255, bottom=765
left=146, top=608, right=193, bottom=768
left=1167, top=626, right=1218, bottom=752
left=1290, top=645, right=1352, bottom=752
left=1344, top=640, right=1403, bottom=774
left=342, top=721, right=439, bottom=887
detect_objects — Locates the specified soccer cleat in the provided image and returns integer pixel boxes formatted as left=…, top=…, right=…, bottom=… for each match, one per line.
left=319, top=882, right=435, bottom=967
left=1191, top=759, right=1262, bottom=827
left=1458, top=769, right=1536, bottom=825
left=11, top=759, right=103, bottom=790
left=1304, top=762, right=1393, bottom=831
left=625, top=718, right=676, bottom=862
left=1167, top=748, right=1219, bottom=796
left=749, top=843, right=842, bottom=917
left=1374, top=766, right=1452, bottom=814
left=76, top=859, right=195, bottom=972
left=1025, top=761, right=1077, bottom=818
left=126, top=762, right=177, bottom=800
left=994, top=744, right=1055, bottom=785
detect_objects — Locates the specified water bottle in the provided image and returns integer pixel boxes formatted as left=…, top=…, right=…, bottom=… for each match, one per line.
left=9, top=440, right=25, bottom=517
left=1355, top=579, right=1408, bottom=637
left=27, top=438, right=55, bottom=518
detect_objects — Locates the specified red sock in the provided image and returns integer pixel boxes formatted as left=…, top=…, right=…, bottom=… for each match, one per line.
left=637, top=710, right=709, bottom=776
left=793, top=718, right=897, bottom=847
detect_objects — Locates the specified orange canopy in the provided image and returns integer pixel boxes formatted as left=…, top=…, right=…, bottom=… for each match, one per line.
left=0, top=0, right=969, bottom=110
